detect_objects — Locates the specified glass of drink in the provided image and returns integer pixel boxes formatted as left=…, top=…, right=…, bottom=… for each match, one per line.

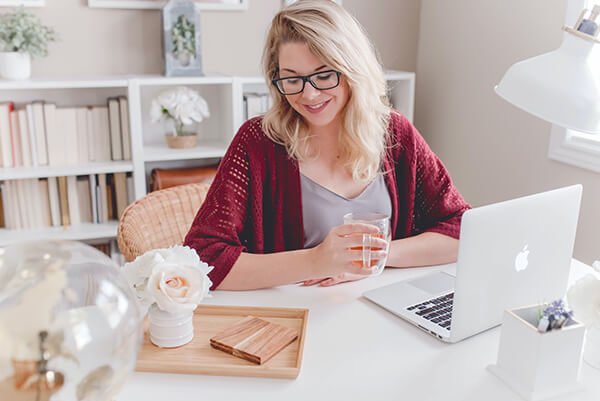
left=343, top=212, right=391, bottom=276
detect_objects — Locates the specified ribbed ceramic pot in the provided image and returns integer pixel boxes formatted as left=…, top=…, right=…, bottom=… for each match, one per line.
left=148, top=304, right=194, bottom=348
left=165, top=133, right=198, bottom=149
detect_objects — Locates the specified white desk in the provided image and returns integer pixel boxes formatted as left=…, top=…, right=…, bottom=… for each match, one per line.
left=117, top=259, right=600, bottom=401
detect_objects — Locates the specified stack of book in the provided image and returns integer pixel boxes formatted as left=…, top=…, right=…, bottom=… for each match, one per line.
left=243, top=92, right=271, bottom=121
left=0, top=96, right=131, bottom=168
left=0, top=172, right=134, bottom=230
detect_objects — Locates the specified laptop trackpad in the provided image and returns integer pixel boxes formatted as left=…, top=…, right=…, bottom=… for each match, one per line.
left=408, top=272, right=455, bottom=295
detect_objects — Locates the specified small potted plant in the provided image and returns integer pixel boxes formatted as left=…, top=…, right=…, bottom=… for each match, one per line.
left=488, top=299, right=586, bottom=400
left=150, top=86, right=210, bottom=149
left=0, top=7, right=58, bottom=80
left=122, top=245, right=213, bottom=348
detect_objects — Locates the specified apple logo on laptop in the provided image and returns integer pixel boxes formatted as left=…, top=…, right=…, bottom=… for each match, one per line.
left=514, top=245, right=530, bottom=272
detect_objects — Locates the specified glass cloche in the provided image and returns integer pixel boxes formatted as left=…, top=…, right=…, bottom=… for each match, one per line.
left=0, top=240, right=142, bottom=401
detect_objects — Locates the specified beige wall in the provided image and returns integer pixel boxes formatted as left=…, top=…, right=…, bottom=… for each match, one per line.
left=415, top=0, right=599, bottom=264
left=21, top=0, right=420, bottom=77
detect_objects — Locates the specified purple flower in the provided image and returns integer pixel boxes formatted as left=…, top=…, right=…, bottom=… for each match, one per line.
left=539, top=299, right=574, bottom=331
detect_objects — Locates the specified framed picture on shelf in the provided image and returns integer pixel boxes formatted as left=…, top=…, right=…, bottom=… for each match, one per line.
left=282, top=0, right=341, bottom=6
left=0, top=0, right=45, bottom=6
left=88, top=0, right=247, bottom=10
left=162, top=0, right=203, bottom=77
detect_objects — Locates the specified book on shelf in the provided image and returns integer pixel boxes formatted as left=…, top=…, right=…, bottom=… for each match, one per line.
left=44, top=103, right=60, bottom=167
left=243, top=92, right=270, bottom=121
left=0, top=186, right=4, bottom=228
left=57, top=176, right=70, bottom=226
left=15, top=180, right=29, bottom=229
left=106, top=173, right=115, bottom=221
left=25, top=104, right=39, bottom=167
left=86, top=107, right=95, bottom=163
left=17, top=109, right=33, bottom=167
left=48, top=176, right=61, bottom=227
left=114, top=172, right=128, bottom=219
left=119, top=96, right=132, bottom=160
left=75, top=107, right=89, bottom=164
left=39, top=178, right=52, bottom=227
left=98, top=173, right=108, bottom=223
left=89, top=174, right=98, bottom=224
left=66, top=175, right=80, bottom=226
left=126, top=174, right=135, bottom=205
left=31, top=101, right=48, bottom=166
left=53, top=107, right=79, bottom=166
left=0, top=102, right=14, bottom=168
left=0, top=184, right=7, bottom=228
left=9, top=110, right=22, bottom=167
left=92, top=106, right=111, bottom=162
left=108, top=97, right=123, bottom=161
left=77, top=176, right=93, bottom=223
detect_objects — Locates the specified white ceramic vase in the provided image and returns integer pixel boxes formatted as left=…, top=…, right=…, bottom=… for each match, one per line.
left=584, top=325, right=600, bottom=369
left=148, top=304, right=194, bottom=348
left=0, top=52, right=31, bottom=80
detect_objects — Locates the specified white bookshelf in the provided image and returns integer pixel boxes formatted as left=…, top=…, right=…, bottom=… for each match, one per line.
left=143, top=142, right=227, bottom=162
left=0, top=222, right=119, bottom=245
left=87, top=0, right=248, bottom=11
left=0, top=70, right=415, bottom=246
left=0, top=161, right=133, bottom=181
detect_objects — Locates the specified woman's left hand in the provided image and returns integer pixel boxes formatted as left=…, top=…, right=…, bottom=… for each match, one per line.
left=301, top=272, right=366, bottom=287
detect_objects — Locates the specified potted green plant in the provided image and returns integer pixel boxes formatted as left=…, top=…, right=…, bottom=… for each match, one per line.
left=0, top=7, right=58, bottom=80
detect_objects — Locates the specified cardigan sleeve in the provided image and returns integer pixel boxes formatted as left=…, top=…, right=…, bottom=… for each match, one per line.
left=401, top=116, right=471, bottom=239
left=183, top=119, right=258, bottom=289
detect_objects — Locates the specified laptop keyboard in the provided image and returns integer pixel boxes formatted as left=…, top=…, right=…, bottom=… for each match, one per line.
left=406, top=293, right=454, bottom=330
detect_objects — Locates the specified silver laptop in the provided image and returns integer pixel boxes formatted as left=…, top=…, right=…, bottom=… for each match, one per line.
left=363, top=185, right=582, bottom=343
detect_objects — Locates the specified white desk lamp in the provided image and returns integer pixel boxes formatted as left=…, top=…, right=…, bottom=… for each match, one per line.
left=495, top=5, right=600, bottom=134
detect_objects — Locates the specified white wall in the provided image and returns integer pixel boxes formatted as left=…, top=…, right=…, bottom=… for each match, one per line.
left=415, top=0, right=599, bottom=264
left=18, top=0, right=420, bottom=77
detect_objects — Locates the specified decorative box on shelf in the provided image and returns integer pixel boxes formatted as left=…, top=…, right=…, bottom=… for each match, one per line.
left=488, top=304, right=585, bottom=401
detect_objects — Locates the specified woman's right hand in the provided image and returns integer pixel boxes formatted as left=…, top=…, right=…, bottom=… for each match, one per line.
left=310, top=223, right=388, bottom=278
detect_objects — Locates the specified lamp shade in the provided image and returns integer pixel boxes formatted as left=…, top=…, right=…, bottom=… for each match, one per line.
left=495, top=33, right=600, bottom=134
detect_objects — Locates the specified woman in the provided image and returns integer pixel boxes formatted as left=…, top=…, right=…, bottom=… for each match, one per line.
left=184, top=0, right=470, bottom=290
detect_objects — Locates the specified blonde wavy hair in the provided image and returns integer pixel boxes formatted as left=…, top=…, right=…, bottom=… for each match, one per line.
left=261, top=0, right=391, bottom=182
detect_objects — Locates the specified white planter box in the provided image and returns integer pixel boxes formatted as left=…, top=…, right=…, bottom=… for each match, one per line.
left=488, top=304, right=585, bottom=401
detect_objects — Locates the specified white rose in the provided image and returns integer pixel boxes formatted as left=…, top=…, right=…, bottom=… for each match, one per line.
left=147, top=264, right=212, bottom=314
left=567, top=274, right=600, bottom=329
left=121, top=246, right=213, bottom=314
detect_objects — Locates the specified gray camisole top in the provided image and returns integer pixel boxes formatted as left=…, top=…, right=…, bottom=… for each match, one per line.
left=300, top=173, right=392, bottom=248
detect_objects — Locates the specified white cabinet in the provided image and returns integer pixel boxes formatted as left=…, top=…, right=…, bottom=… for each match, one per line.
left=0, top=70, right=414, bottom=246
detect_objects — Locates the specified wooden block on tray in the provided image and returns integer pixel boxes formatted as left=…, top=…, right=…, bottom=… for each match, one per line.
left=210, top=316, right=298, bottom=365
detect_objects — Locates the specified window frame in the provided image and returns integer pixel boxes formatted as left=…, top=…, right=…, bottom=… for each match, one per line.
left=546, top=0, right=600, bottom=172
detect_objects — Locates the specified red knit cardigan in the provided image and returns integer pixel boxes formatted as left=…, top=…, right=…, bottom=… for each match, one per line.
left=184, top=112, right=471, bottom=289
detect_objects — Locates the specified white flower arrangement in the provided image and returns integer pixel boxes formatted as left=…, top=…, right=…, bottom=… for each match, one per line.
left=121, top=245, right=213, bottom=315
left=150, top=86, right=210, bottom=137
left=567, top=261, right=600, bottom=329
left=0, top=7, right=58, bottom=58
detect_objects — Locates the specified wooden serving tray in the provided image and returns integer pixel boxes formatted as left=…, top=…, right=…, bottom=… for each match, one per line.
left=136, top=305, right=309, bottom=379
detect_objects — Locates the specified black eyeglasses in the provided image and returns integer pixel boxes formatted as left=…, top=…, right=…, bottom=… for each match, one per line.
left=272, top=70, right=342, bottom=95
